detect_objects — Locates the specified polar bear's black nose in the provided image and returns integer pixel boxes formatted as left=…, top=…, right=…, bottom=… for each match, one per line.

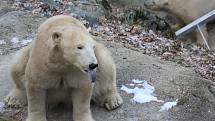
left=89, top=63, right=98, bottom=70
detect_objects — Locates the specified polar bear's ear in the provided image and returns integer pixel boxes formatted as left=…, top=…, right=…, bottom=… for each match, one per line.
left=52, top=31, right=62, bottom=44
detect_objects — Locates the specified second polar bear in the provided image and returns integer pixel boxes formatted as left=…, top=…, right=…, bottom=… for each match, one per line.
left=145, top=0, right=215, bottom=49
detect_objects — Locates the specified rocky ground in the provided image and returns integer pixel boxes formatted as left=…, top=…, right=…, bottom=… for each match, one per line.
left=0, top=0, right=215, bottom=121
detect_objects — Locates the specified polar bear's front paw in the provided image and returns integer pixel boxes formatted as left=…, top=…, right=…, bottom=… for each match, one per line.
left=4, top=89, right=27, bottom=107
left=103, top=93, right=123, bottom=110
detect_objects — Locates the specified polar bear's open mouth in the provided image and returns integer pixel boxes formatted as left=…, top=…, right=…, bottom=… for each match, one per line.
left=89, top=69, right=96, bottom=82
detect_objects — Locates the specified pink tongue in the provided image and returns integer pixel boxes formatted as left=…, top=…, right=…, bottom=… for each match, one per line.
left=89, top=69, right=96, bottom=83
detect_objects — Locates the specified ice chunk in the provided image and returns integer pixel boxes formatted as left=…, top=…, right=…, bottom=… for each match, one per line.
left=131, top=87, right=163, bottom=103
left=159, top=100, right=178, bottom=112
left=132, top=79, right=144, bottom=84
left=11, top=37, right=19, bottom=44
left=0, top=40, right=6, bottom=45
left=121, top=85, right=135, bottom=94
left=0, top=101, right=5, bottom=112
left=21, top=39, right=32, bottom=45
left=121, top=79, right=163, bottom=103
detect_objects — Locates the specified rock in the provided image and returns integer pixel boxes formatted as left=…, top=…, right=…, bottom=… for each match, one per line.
left=0, top=117, right=15, bottom=121
left=109, top=0, right=146, bottom=7
left=0, top=1, right=215, bottom=121
left=0, top=10, right=46, bottom=54
left=0, top=1, right=15, bottom=17
left=45, top=0, right=105, bottom=25
left=1, top=41, right=215, bottom=121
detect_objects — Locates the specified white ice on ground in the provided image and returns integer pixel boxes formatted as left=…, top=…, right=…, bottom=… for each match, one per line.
left=11, top=37, right=32, bottom=46
left=121, top=79, right=163, bottom=103
left=21, top=39, right=32, bottom=45
left=132, top=79, right=143, bottom=84
left=0, top=101, right=5, bottom=112
left=0, top=40, right=6, bottom=45
left=159, top=100, right=178, bottom=112
left=121, top=79, right=178, bottom=111
left=70, top=13, right=78, bottom=17
left=126, top=83, right=135, bottom=87
left=11, top=37, right=19, bottom=44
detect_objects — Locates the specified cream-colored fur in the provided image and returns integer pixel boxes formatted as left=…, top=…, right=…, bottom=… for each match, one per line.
left=4, top=15, right=123, bottom=121
left=145, top=0, right=215, bottom=48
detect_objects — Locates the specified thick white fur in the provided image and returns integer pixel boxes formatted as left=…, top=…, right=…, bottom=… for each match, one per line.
left=5, top=15, right=123, bottom=121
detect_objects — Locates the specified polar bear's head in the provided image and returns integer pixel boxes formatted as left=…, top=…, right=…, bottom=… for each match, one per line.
left=49, top=26, right=98, bottom=74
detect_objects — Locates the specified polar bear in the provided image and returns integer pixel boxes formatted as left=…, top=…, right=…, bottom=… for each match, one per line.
left=145, top=0, right=215, bottom=48
left=4, top=15, right=123, bottom=121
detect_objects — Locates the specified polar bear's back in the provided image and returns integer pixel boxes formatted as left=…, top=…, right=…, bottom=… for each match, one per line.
left=168, top=0, right=215, bottom=23
left=37, top=15, right=87, bottom=36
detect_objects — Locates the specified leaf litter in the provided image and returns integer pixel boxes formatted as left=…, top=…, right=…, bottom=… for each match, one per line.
left=5, top=0, right=215, bottom=82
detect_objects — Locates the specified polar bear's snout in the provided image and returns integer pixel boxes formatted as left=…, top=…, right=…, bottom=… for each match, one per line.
left=85, top=61, right=98, bottom=83
left=89, top=63, right=98, bottom=70
left=86, top=53, right=98, bottom=82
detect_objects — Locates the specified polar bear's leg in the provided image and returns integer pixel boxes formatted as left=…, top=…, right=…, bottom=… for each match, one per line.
left=26, top=86, right=47, bottom=121
left=4, top=45, right=31, bottom=107
left=71, top=86, right=94, bottom=121
left=92, top=43, right=123, bottom=110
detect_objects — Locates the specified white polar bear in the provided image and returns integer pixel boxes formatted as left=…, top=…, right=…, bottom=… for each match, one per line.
left=5, top=15, right=123, bottom=121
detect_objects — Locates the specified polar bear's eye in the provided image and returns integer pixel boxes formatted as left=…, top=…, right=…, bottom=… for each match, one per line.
left=77, top=46, right=84, bottom=50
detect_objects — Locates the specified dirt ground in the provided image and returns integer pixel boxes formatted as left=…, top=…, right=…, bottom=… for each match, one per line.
left=0, top=1, right=215, bottom=121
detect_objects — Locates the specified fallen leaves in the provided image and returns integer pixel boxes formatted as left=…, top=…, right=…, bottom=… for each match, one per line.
left=92, top=17, right=215, bottom=81
left=5, top=0, right=215, bottom=81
